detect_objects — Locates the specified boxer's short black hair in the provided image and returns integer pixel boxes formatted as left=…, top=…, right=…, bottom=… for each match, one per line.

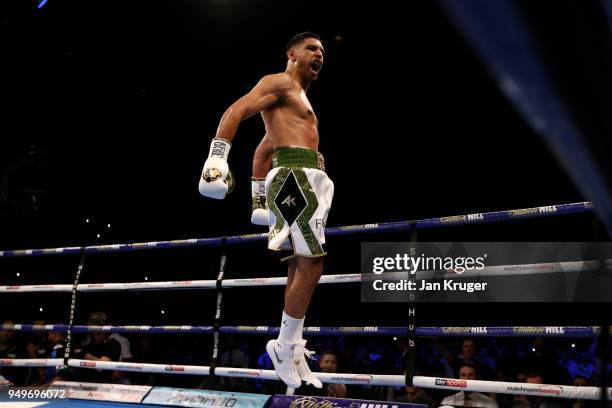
left=286, top=32, right=321, bottom=51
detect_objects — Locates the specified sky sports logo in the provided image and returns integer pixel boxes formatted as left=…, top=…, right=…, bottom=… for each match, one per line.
left=435, top=379, right=468, bottom=387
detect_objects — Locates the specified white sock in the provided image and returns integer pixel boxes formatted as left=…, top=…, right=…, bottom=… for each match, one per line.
left=279, top=311, right=304, bottom=344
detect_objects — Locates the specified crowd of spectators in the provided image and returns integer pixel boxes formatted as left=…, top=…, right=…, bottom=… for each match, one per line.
left=1, top=316, right=611, bottom=408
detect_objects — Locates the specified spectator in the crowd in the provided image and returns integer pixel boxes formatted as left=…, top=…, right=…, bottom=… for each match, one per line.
left=491, top=369, right=526, bottom=408
left=454, top=338, right=494, bottom=380
left=220, top=336, right=250, bottom=368
left=521, top=338, right=571, bottom=386
left=393, top=385, right=437, bottom=407
left=131, top=334, right=156, bottom=386
left=42, top=331, right=67, bottom=384
left=26, top=320, right=48, bottom=358
left=0, top=320, right=27, bottom=386
left=320, top=350, right=347, bottom=398
left=108, top=332, right=133, bottom=384
left=219, top=336, right=250, bottom=392
left=434, top=338, right=456, bottom=378
left=299, top=350, right=347, bottom=398
left=393, top=369, right=437, bottom=408
left=74, top=312, right=122, bottom=383
left=441, top=362, right=498, bottom=408
left=109, top=332, right=133, bottom=362
left=571, top=375, right=596, bottom=408
left=25, top=319, right=48, bottom=384
left=511, top=372, right=565, bottom=408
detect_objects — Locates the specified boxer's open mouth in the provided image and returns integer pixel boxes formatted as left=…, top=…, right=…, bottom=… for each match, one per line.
left=310, top=61, right=322, bottom=72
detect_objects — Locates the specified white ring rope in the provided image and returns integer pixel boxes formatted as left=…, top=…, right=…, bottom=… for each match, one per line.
left=0, top=359, right=609, bottom=400
left=412, top=376, right=610, bottom=401
left=0, top=274, right=362, bottom=293
left=2, top=258, right=608, bottom=293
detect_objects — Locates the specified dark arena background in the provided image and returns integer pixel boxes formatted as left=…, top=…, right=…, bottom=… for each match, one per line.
left=1, top=0, right=612, bottom=406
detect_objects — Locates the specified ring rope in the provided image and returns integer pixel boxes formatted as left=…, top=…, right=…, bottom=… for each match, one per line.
left=0, top=202, right=592, bottom=257
left=0, top=358, right=609, bottom=400
left=0, top=200, right=602, bottom=398
left=0, top=274, right=361, bottom=292
left=411, top=376, right=610, bottom=401
left=2, top=258, right=607, bottom=293
left=1, top=324, right=604, bottom=337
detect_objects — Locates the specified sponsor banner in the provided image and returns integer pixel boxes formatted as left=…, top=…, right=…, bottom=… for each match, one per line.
left=361, top=242, right=612, bottom=302
left=268, top=395, right=426, bottom=408
left=51, top=381, right=151, bottom=403
left=144, top=387, right=270, bottom=408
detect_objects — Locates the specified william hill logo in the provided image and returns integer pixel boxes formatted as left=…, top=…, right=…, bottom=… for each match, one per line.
left=539, top=206, right=557, bottom=213
left=545, top=327, right=565, bottom=334
left=442, top=327, right=487, bottom=334
left=289, top=396, right=340, bottom=408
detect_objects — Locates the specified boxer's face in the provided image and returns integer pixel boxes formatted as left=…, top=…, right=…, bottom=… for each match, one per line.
left=290, top=38, right=324, bottom=81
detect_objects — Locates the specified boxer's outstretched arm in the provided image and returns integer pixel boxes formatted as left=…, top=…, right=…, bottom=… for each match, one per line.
left=215, top=74, right=291, bottom=142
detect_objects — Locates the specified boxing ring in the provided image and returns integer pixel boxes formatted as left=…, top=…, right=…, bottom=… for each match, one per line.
left=1, top=201, right=611, bottom=407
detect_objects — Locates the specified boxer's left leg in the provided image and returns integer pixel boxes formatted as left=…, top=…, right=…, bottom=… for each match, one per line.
left=285, top=256, right=324, bottom=388
left=284, top=256, right=323, bottom=318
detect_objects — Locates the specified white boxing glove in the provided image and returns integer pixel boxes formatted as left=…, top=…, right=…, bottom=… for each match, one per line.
left=199, top=138, right=234, bottom=200
left=251, top=177, right=268, bottom=226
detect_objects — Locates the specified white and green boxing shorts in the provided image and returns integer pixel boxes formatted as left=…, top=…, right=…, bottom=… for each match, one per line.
left=265, top=147, right=334, bottom=261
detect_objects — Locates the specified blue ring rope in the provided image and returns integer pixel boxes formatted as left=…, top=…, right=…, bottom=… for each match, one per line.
left=0, top=201, right=593, bottom=257
left=1, top=324, right=601, bottom=337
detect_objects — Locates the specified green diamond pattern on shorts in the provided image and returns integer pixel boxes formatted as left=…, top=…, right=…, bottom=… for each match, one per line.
left=293, top=169, right=323, bottom=255
left=267, top=168, right=290, bottom=244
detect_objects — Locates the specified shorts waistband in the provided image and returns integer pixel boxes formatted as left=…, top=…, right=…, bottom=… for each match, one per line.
left=272, top=147, right=325, bottom=171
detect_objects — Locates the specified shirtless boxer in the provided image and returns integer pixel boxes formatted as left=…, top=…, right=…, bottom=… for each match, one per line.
left=199, top=32, right=333, bottom=389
